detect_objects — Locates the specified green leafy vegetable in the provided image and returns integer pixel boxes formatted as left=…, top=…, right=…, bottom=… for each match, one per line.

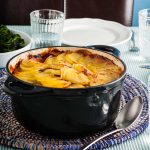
left=0, top=25, right=25, bottom=53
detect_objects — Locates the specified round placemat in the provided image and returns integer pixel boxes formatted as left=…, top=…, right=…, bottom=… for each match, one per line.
left=0, top=70, right=149, bottom=150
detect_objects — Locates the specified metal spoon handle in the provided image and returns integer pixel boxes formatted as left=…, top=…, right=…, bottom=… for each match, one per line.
left=131, top=30, right=136, bottom=46
left=81, top=129, right=122, bottom=150
left=139, top=65, right=150, bottom=69
left=129, top=30, right=140, bottom=52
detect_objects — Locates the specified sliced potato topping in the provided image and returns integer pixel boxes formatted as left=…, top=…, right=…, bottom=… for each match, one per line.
left=36, top=75, right=71, bottom=88
left=13, top=48, right=123, bottom=88
left=72, top=64, right=93, bottom=76
left=65, top=52, right=82, bottom=64
left=20, top=59, right=44, bottom=71
left=61, top=67, right=90, bottom=85
left=43, top=69, right=61, bottom=76
left=68, top=83, right=85, bottom=88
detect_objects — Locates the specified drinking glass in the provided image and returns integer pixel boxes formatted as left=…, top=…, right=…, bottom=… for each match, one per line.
left=139, top=9, right=150, bottom=61
left=30, top=9, right=64, bottom=48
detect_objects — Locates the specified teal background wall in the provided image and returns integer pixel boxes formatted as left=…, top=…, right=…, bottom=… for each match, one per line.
left=133, top=0, right=150, bottom=26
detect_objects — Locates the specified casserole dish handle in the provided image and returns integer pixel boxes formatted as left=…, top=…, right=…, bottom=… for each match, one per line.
left=86, top=45, right=120, bottom=57
left=3, top=77, right=50, bottom=95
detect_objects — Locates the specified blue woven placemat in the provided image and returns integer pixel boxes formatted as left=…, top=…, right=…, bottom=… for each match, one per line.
left=0, top=69, right=149, bottom=150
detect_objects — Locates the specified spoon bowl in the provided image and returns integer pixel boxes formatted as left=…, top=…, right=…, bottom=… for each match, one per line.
left=81, top=96, right=143, bottom=150
left=115, top=96, right=143, bottom=129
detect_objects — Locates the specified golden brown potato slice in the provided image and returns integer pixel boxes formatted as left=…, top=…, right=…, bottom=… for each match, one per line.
left=77, top=55, right=108, bottom=73
left=35, top=75, right=71, bottom=88
left=78, top=56, right=91, bottom=65
left=72, top=64, right=93, bottom=76
left=86, top=62, right=108, bottom=73
left=44, top=56, right=55, bottom=64
left=61, top=67, right=90, bottom=85
left=55, top=53, right=72, bottom=67
left=20, top=59, right=46, bottom=71
left=55, top=53, right=66, bottom=63
left=44, top=53, right=71, bottom=69
left=68, top=83, right=85, bottom=88
left=14, top=70, right=38, bottom=83
left=43, top=69, right=61, bottom=76
left=65, top=52, right=82, bottom=64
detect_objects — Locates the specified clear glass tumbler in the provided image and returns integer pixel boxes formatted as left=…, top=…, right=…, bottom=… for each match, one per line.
left=30, top=9, right=64, bottom=48
left=139, top=9, right=150, bottom=61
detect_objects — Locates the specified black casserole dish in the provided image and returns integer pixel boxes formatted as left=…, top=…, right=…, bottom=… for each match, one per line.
left=3, top=46, right=126, bottom=137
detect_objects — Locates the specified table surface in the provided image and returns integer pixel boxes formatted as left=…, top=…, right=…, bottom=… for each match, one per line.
left=0, top=26, right=150, bottom=150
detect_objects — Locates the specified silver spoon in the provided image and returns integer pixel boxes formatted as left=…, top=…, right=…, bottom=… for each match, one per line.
left=129, top=30, right=140, bottom=52
left=81, top=96, right=143, bottom=150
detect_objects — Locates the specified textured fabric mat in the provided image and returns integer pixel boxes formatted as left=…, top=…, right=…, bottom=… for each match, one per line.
left=0, top=70, right=149, bottom=150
